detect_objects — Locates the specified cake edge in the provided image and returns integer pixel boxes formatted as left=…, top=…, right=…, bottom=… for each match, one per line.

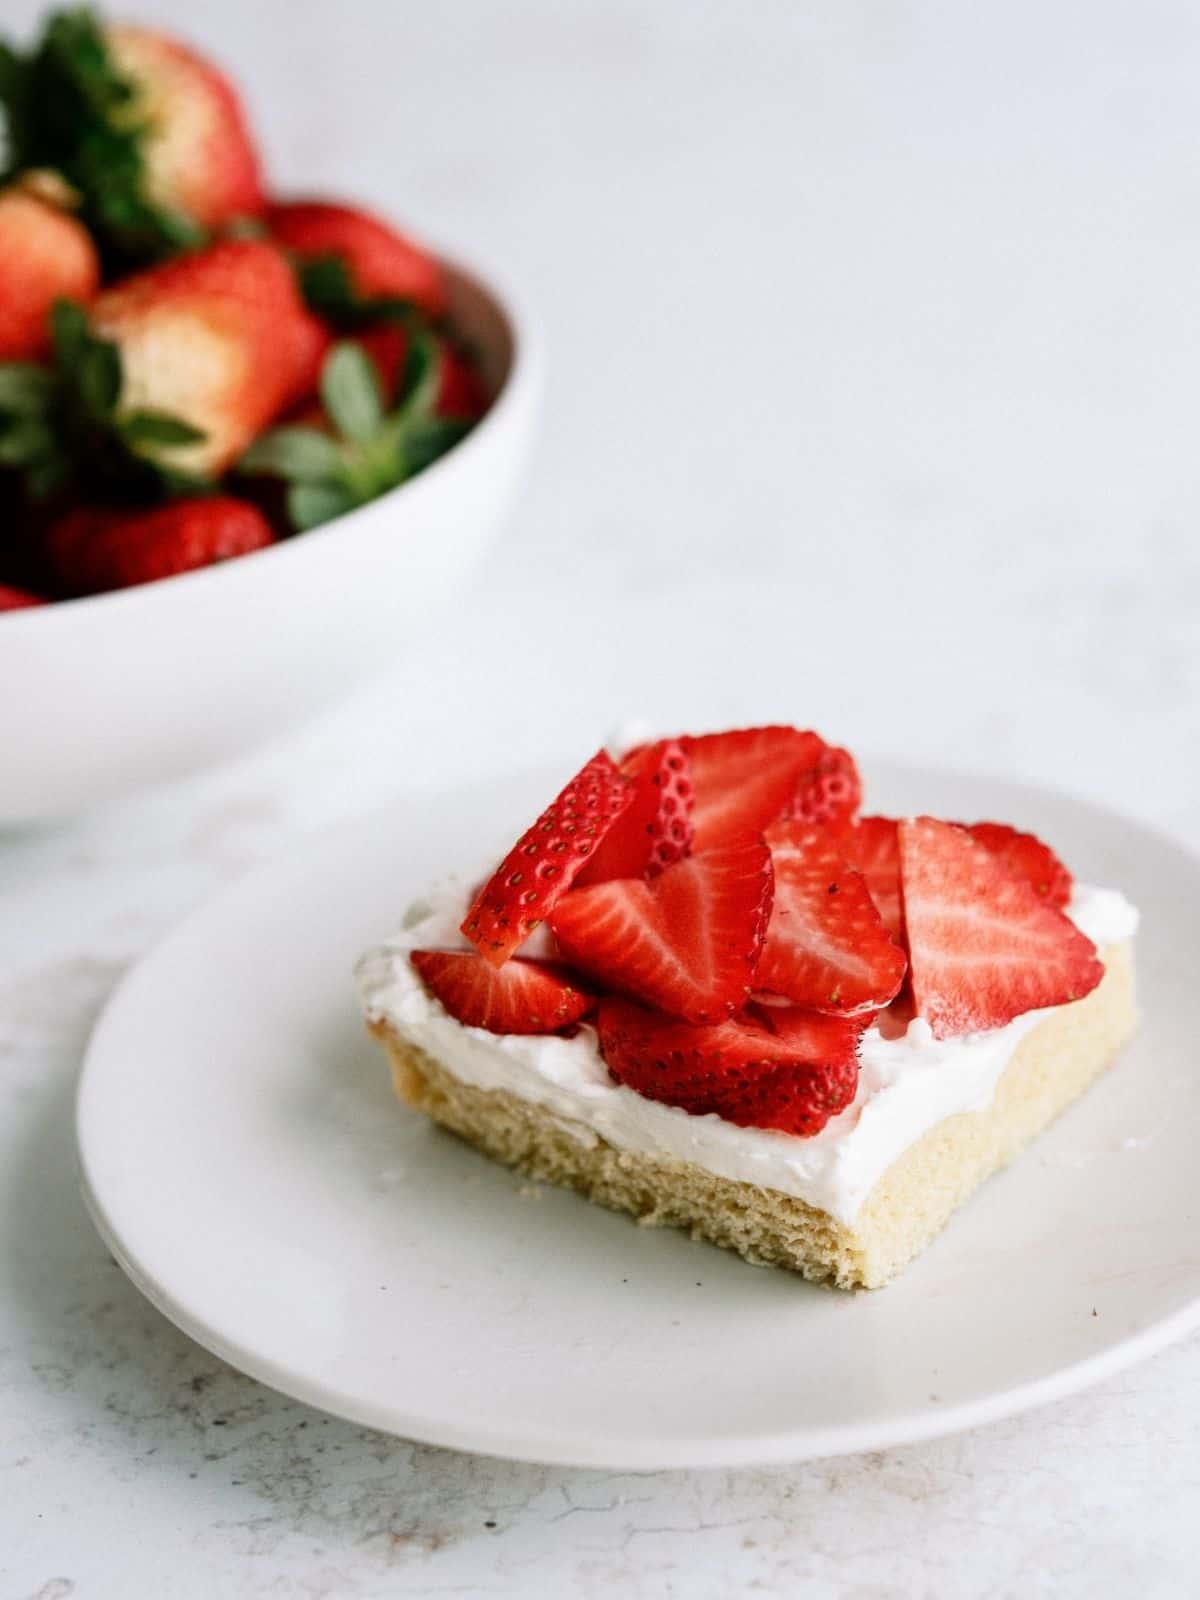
left=366, top=939, right=1137, bottom=1290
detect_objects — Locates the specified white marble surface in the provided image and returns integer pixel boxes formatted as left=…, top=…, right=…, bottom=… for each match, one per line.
left=3, top=0, right=1200, bottom=1593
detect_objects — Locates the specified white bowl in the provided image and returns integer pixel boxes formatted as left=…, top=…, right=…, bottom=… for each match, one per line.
left=0, top=252, right=541, bottom=822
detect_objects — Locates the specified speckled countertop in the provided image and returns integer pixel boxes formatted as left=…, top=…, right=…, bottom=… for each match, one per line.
left=4, top=0, right=1200, bottom=1594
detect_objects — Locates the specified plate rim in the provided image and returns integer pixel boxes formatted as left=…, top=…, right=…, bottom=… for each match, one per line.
left=75, top=1167, right=1200, bottom=1469
left=74, top=760, right=1200, bottom=1470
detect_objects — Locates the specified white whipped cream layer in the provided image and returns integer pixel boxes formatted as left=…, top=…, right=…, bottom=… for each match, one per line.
left=355, top=882, right=1139, bottom=1225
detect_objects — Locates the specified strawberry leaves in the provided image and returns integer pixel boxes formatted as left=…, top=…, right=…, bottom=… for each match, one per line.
left=0, top=9, right=204, bottom=269
left=323, top=340, right=386, bottom=442
left=294, top=253, right=423, bottom=333
left=239, top=337, right=470, bottom=531
left=0, top=299, right=209, bottom=502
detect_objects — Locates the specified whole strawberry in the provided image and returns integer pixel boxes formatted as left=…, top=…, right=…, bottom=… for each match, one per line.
left=48, top=496, right=273, bottom=594
left=0, top=9, right=263, bottom=266
left=105, top=24, right=263, bottom=233
left=0, top=582, right=47, bottom=611
left=0, top=186, right=100, bottom=360
left=267, top=199, right=447, bottom=320
left=0, top=241, right=318, bottom=498
left=89, top=241, right=314, bottom=475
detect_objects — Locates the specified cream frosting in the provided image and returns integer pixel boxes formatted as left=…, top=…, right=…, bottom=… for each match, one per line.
left=355, top=880, right=1138, bottom=1225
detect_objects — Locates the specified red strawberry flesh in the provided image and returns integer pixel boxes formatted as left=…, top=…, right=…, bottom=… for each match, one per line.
left=410, top=950, right=593, bottom=1035
left=681, top=726, right=826, bottom=849
left=548, top=834, right=773, bottom=1023
left=838, top=815, right=904, bottom=942
left=756, top=821, right=906, bottom=1014
left=574, top=739, right=694, bottom=886
left=461, top=752, right=633, bottom=968
left=899, top=816, right=1103, bottom=1039
left=597, top=997, right=864, bottom=1137
left=966, top=821, right=1073, bottom=909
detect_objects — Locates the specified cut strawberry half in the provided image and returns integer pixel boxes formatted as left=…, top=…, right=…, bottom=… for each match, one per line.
left=965, top=822, right=1073, bottom=909
left=574, top=739, right=694, bottom=886
left=756, top=822, right=906, bottom=1015
left=461, top=752, right=633, bottom=968
left=680, top=726, right=826, bottom=848
left=787, top=744, right=862, bottom=828
left=899, top=817, right=1103, bottom=1039
left=838, top=816, right=904, bottom=942
left=410, top=950, right=593, bottom=1035
left=597, top=997, right=864, bottom=1137
left=548, top=835, right=774, bottom=1024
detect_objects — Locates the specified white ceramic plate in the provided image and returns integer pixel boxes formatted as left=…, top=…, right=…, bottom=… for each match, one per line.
left=76, top=762, right=1200, bottom=1470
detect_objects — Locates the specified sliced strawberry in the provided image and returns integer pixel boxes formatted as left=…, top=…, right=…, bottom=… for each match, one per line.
left=548, top=835, right=773, bottom=1024
left=965, top=822, right=1073, bottom=909
left=756, top=822, right=906, bottom=1014
left=597, top=997, right=864, bottom=1136
left=410, top=950, right=593, bottom=1035
left=681, top=726, right=826, bottom=848
left=574, top=740, right=694, bottom=886
left=461, top=752, right=633, bottom=968
left=838, top=816, right=903, bottom=942
left=787, top=744, right=862, bottom=828
left=899, top=817, right=1103, bottom=1039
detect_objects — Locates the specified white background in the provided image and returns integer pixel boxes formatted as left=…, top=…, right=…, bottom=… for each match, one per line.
left=2, top=0, right=1199, bottom=1594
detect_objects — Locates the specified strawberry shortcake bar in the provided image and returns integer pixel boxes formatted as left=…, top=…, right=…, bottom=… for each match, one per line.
left=357, top=728, right=1138, bottom=1288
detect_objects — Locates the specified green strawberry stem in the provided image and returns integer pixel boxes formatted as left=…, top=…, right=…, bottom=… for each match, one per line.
left=294, top=255, right=424, bottom=333
left=0, top=299, right=211, bottom=504
left=0, top=8, right=205, bottom=269
left=239, top=337, right=471, bottom=532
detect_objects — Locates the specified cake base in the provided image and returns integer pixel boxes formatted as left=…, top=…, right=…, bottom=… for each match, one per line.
left=370, top=940, right=1136, bottom=1289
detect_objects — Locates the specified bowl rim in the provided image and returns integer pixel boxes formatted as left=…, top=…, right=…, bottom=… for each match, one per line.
left=0, top=242, right=540, bottom=631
